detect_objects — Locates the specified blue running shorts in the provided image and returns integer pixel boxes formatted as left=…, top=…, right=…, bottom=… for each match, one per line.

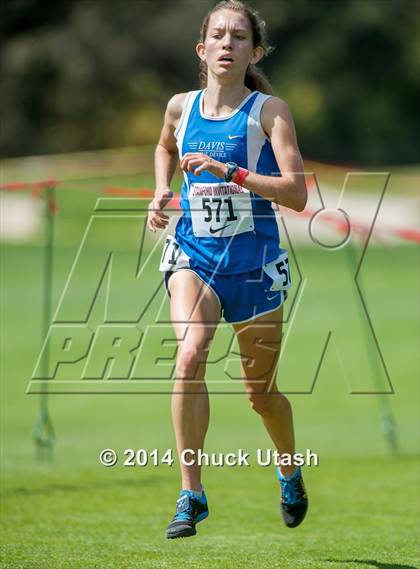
left=160, top=235, right=291, bottom=324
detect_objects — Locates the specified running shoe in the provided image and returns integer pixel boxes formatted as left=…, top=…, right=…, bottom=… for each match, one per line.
left=276, top=466, right=308, bottom=528
left=165, top=488, right=209, bottom=539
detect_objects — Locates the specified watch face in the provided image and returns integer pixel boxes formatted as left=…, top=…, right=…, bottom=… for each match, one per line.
left=225, top=162, right=238, bottom=182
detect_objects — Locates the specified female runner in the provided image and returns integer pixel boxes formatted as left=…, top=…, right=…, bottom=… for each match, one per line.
left=147, top=0, right=308, bottom=539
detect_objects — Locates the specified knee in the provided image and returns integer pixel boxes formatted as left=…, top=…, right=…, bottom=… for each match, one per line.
left=248, top=391, right=291, bottom=416
left=176, top=346, right=205, bottom=379
left=248, top=393, right=272, bottom=415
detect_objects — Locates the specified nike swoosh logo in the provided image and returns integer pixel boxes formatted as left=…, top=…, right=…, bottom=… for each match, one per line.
left=228, top=135, right=241, bottom=140
left=209, top=224, right=232, bottom=234
left=267, top=293, right=280, bottom=301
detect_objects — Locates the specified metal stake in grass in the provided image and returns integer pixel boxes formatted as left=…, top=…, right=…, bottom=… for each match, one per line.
left=32, top=184, right=57, bottom=461
left=346, top=231, right=399, bottom=455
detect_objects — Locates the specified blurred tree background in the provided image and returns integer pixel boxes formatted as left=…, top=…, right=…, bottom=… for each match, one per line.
left=1, top=0, right=419, bottom=164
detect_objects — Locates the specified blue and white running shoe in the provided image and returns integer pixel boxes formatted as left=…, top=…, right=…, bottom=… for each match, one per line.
left=276, top=466, right=308, bottom=528
left=165, top=488, right=209, bottom=539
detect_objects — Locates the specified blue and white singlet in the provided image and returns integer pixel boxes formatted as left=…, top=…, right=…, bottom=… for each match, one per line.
left=174, top=89, right=282, bottom=275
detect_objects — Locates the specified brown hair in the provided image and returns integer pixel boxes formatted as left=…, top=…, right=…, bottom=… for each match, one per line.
left=199, top=0, right=273, bottom=94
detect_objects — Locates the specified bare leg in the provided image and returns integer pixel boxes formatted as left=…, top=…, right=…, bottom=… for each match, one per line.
left=233, top=305, right=296, bottom=477
left=168, top=270, right=220, bottom=491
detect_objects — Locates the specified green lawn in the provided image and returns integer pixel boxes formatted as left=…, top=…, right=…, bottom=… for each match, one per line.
left=1, top=179, right=419, bottom=568
left=1, top=456, right=418, bottom=569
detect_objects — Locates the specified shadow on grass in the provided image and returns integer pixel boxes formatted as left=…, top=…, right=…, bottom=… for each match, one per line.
left=2, top=475, right=164, bottom=498
left=327, top=560, right=417, bottom=569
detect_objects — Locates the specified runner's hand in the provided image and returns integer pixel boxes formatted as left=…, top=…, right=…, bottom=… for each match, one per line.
left=147, top=189, right=173, bottom=232
left=181, top=153, right=227, bottom=178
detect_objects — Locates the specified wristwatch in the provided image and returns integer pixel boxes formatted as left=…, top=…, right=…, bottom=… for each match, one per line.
left=224, top=161, right=239, bottom=183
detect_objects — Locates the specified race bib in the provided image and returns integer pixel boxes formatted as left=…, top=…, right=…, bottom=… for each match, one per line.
left=189, top=182, right=254, bottom=237
left=159, top=235, right=190, bottom=272
left=263, top=249, right=292, bottom=291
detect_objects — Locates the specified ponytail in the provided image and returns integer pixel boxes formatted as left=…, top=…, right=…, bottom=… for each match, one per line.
left=244, top=64, right=273, bottom=95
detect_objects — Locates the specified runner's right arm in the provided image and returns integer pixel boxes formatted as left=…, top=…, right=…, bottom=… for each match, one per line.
left=148, top=93, right=187, bottom=232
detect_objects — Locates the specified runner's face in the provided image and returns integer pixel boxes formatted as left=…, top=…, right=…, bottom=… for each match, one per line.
left=197, top=9, right=262, bottom=79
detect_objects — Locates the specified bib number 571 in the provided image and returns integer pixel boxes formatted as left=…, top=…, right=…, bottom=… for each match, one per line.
left=202, top=197, right=238, bottom=223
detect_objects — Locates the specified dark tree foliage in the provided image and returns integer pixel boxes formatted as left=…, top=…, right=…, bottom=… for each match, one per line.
left=1, top=0, right=418, bottom=164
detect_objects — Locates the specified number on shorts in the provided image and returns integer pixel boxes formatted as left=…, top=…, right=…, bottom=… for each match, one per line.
left=275, top=258, right=290, bottom=287
left=162, top=237, right=179, bottom=266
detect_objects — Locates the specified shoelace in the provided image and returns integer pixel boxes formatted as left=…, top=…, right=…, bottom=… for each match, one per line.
left=280, top=474, right=303, bottom=505
left=173, top=493, right=196, bottom=522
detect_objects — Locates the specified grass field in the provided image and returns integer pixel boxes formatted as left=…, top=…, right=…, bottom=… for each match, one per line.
left=1, top=175, right=419, bottom=568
